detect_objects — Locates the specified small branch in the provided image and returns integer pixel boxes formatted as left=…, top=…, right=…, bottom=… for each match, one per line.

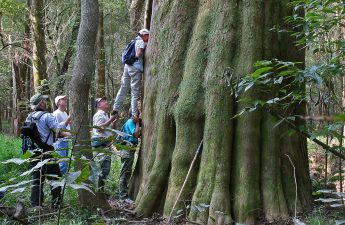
left=183, top=219, right=205, bottom=225
left=29, top=211, right=58, bottom=219
left=0, top=43, right=32, bottom=53
left=103, top=207, right=136, bottom=215
left=268, top=109, right=345, bottom=160
left=167, top=140, right=203, bottom=223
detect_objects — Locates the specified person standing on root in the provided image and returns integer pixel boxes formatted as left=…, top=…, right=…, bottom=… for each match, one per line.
left=117, top=109, right=141, bottom=203
left=53, top=95, right=71, bottom=175
left=112, top=29, right=150, bottom=119
left=91, top=97, right=117, bottom=192
left=25, top=94, right=71, bottom=208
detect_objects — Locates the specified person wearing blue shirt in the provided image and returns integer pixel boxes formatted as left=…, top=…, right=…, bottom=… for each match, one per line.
left=26, top=94, right=71, bottom=208
left=117, top=109, right=140, bottom=202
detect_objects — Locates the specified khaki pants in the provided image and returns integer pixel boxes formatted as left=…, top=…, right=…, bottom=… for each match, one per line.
left=113, top=64, right=142, bottom=117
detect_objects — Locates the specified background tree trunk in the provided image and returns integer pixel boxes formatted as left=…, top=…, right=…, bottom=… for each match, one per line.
left=12, top=17, right=31, bottom=136
left=129, top=0, right=145, bottom=32
left=30, top=0, right=49, bottom=94
left=131, top=0, right=313, bottom=224
left=69, top=0, right=109, bottom=209
left=54, top=16, right=80, bottom=96
left=96, top=5, right=106, bottom=97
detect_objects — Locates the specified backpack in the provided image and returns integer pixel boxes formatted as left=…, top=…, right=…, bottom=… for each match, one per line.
left=121, top=39, right=137, bottom=65
left=21, top=111, right=53, bottom=155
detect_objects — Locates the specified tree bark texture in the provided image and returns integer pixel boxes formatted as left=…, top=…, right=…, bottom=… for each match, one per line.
left=129, top=0, right=146, bottom=32
left=54, top=15, right=80, bottom=96
left=30, top=0, right=49, bottom=94
left=69, top=0, right=108, bottom=209
left=96, top=5, right=106, bottom=97
left=131, top=1, right=313, bottom=224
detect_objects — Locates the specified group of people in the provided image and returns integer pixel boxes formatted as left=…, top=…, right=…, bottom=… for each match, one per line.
left=24, top=28, right=149, bottom=208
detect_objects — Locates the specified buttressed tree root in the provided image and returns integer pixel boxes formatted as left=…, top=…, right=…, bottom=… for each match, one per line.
left=131, top=0, right=313, bottom=224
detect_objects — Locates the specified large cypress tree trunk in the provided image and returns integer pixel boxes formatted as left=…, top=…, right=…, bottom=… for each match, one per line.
left=131, top=0, right=312, bottom=224
left=69, top=0, right=109, bottom=209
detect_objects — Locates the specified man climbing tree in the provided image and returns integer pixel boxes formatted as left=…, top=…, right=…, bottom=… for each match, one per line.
left=112, top=28, right=149, bottom=119
left=130, top=1, right=312, bottom=224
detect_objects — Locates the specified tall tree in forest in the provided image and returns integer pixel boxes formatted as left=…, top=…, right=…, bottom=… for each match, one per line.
left=30, top=0, right=49, bottom=94
left=128, top=0, right=145, bottom=31
left=54, top=13, right=80, bottom=96
left=131, top=1, right=312, bottom=224
left=1, top=1, right=31, bottom=135
left=96, top=3, right=105, bottom=97
left=69, top=0, right=109, bottom=209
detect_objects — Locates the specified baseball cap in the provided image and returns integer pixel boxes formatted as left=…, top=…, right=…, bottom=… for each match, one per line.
left=30, top=94, right=49, bottom=106
left=55, top=95, right=67, bottom=106
left=139, top=28, right=150, bottom=35
left=95, top=97, right=107, bottom=108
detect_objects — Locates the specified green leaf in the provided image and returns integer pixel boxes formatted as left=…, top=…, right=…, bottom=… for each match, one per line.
left=335, top=219, right=345, bottom=225
left=266, top=97, right=280, bottom=104
left=251, top=67, right=273, bottom=78
left=274, top=76, right=284, bottom=84
left=315, top=198, right=341, bottom=203
left=11, top=187, right=26, bottom=193
left=22, top=151, right=34, bottom=159
left=68, top=183, right=94, bottom=195
left=76, top=165, right=90, bottom=183
left=244, top=82, right=254, bottom=92
left=65, top=171, right=82, bottom=184
left=114, top=144, right=137, bottom=151
left=1, top=158, right=28, bottom=165
left=0, top=180, right=32, bottom=192
left=332, top=114, right=345, bottom=122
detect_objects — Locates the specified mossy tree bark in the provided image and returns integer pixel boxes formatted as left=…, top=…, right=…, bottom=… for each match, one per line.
left=30, top=0, right=49, bottom=94
left=131, top=0, right=313, bottom=224
left=69, top=0, right=109, bottom=210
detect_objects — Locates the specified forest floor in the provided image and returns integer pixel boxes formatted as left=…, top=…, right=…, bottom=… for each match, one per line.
left=0, top=132, right=344, bottom=224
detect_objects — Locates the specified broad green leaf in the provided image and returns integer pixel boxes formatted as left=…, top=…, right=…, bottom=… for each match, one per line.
left=11, top=187, right=26, bottom=194
left=251, top=67, right=273, bottom=78
left=76, top=165, right=90, bottom=183
left=1, top=158, right=28, bottom=165
left=68, top=183, right=94, bottom=195
left=332, top=114, right=345, bottom=122
left=66, top=171, right=82, bottom=184
left=0, top=180, right=32, bottom=192
left=274, top=76, right=284, bottom=84
left=315, top=198, right=341, bottom=203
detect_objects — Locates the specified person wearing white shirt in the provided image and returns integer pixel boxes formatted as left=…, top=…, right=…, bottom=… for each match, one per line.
left=92, top=97, right=116, bottom=191
left=53, top=95, right=71, bottom=175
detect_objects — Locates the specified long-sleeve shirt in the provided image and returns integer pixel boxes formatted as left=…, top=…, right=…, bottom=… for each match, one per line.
left=26, top=110, right=67, bottom=146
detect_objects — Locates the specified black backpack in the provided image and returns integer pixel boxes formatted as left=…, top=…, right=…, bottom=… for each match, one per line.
left=121, top=39, right=137, bottom=65
left=21, top=111, right=53, bottom=155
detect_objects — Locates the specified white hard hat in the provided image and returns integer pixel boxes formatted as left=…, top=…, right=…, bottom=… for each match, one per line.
left=55, top=95, right=67, bottom=106
left=139, top=28, right=150, bottom=35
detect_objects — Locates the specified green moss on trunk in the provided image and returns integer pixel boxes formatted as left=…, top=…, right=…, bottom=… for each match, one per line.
left=132, top=0, right=313, bottom=223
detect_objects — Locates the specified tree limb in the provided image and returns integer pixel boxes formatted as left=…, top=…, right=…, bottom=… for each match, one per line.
left=268, top=109, right=345, bottom=160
